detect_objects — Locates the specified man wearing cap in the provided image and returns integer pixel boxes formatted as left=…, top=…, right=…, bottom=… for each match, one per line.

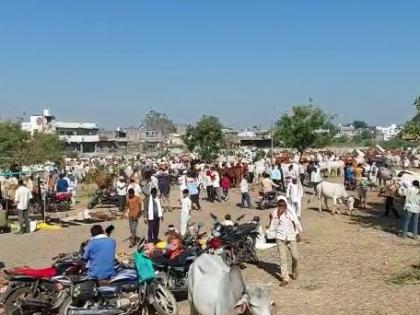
left=116, top=176, right=127, bottom=212
left=271, top=196, right=302, bottom=286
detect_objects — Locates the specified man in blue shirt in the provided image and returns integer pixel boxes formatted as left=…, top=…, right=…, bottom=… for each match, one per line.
left=56, top=174, right=69, bottom=193
left=83, top=225, right=116, bottom=280
left=270, top=166, right=282, bottom=188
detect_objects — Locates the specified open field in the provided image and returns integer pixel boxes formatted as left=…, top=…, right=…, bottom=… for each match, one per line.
left=1, top=182, right=420, bottom=315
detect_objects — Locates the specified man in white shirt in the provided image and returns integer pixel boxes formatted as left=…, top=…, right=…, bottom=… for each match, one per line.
left=211, top=167, right=222, bottom=202
left=14, top=180, right=32, bottom=234
left=116, top=176, right=127, bottom=212
left=271, top=196, right=302, bottom=286
left=286, top=177, right=304, bottom=218
left=240, top=175, right=252, bottom=208
left=180, top=189, right=192, bottom=236
left=400, top=180, right=420, bottom=239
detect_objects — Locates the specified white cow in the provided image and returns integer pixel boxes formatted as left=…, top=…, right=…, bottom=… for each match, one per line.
left=315, top=181, right=355, bottom=214
left=189, top=254, right=272, bottom=315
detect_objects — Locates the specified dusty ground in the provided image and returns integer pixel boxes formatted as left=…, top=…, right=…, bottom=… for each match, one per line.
left=1, top=181, right=420, bottom=315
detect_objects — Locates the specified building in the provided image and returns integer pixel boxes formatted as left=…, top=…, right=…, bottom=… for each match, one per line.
left=21, top=109, right=100, bottom=153
left=375, top=124, right=400, bottom=141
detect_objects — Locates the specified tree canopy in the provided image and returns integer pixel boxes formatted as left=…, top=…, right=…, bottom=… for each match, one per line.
left=353, top=120, right=368, bottom=129
left=0, top=121, right=64, bottom=168
left=272, top=105, right=335, bottom=154
left=182, top=115, right=225, bottom=161
left=401, top=97, right=420, bottom=141
left=142, top=110, right=176, bottom=136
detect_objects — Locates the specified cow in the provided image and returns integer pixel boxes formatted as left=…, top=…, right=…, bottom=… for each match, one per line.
left=188, top=254, right=273, bottom=315
left=314, top=181, right=355, bottom=214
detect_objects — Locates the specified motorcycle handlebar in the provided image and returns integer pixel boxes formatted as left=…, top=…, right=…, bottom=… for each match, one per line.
left=210, top=213, right=218, bottom=221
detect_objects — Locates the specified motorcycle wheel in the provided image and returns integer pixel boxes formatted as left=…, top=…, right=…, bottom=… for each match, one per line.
left=3, top=286, right=33, bottom=315
left=221, top=248, right=234, bottom=267
left=150, top=282, right=178, bottom=315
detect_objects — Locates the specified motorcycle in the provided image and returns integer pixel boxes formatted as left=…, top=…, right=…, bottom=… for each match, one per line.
left=207, top=213, right=259, bottom=266
left=256, top=191, right=283, bottom=209
left=58, top=259, right=178, bottom=315
left=87, top=188, right=119, bottom=209
left=47, top=192, right=72, bottom=212
left=2, top=252, right=83, bottom=315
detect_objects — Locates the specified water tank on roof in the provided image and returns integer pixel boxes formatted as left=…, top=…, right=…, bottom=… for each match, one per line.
left=43, top=109, right=50, bottom=117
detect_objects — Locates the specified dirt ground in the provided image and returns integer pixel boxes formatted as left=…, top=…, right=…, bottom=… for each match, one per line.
left=1, top=181, right=420, bottom=315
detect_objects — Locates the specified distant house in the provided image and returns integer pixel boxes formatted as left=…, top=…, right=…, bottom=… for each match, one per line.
left=375, top=124, right=400, bottom=141
left=21, top=109, right=100, bottom=153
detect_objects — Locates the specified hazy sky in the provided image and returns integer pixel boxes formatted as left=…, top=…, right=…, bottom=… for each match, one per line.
left=1, top=0, right=419, bottom=129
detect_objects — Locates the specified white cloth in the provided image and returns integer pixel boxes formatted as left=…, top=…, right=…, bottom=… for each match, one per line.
left=212, top=171, right=220, bottom=188
left=127, top=183, right=141, bottom=196
left=146, top=197, right=163, bottom=220
left=180, top=197, right=192, bottom=236
left=401, top=186, right=420, bottom=213
left=116, top=181, right=127, bottom=196
left=310, top=168, right=322, bottom=183
left=222, top=220, right=234, bottom=226
left=286, top=183, right=303, bottom=203
left=14, top=186, right=32, bottom=210
left=240, top=178, right=249, bottom=193
left=269, top=196, right=302, bottom=241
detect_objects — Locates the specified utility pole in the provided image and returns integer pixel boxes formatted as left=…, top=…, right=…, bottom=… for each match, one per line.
left=270, top=122, right=274, bottom=162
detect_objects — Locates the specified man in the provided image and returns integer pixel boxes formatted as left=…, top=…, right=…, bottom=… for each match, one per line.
left=400, top=180, right=420, bottom=239
left=286, top=177, right=303, bottom=218
left=378, top=179, right=400, bottom=219
left=82, top=225, right=116, bottom=280
left=240, top=175, right=252, bottom=208
left=187, top=174, right=201, bottom=210
left=158, top=169, right=171, bottom=210
left=353, top=164, right=364, bottom=181
left=204, top=166, right=213, bottom=202
left=14, top=180, right=32, bottom=234
left=116, top=176, right=127, bottom=212
left=247, top=162, right=255, bottom=184
left=56, top=174, right=69, bottom=193
left=271, top=196, right=302, bottom=286
left=270, top=165, right=282, bottom=188
left=211, top=167, right=222, bottom=202
left=180, top=189, right=192, bottom=236
left=261, top=173, right=279, bottom=193
left=126, top=188, right=143, bottom=247
left=144, top=188, right=163, bottom=243
left=310, top=165, right=322, bottom=194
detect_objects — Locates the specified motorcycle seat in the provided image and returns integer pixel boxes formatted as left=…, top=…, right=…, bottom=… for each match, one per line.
left=5, top=266, right=57, bottom=279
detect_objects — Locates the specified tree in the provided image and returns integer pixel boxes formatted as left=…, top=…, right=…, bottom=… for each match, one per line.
left=353, top=120, right=368, bottom=129
left=24, top=133, right=64, bottom=164
left=0, top=121, right=64, bottom=168
left=272, top=105, right=335, bottom=159
left=182, top=115, right=225, bottom=161
left=142, top=110, right=176, bottom=136
left=401, top=97, right=420, bottom=141
left=0, top=121, right=29, bottom=168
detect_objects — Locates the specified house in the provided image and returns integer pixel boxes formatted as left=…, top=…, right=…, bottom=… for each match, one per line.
left=21, top=109, right=100, bottom=153
left=375, top=124, right=400, bottom=141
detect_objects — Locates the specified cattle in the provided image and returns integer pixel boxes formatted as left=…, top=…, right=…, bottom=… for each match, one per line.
left=188, top=254, right=272, bottom=315
left=314, top=181, right=355, bottom=214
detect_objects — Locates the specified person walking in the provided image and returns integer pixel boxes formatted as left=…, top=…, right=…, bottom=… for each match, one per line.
left=286, top=177, right=304, bottom=218
left=158, top=168, right=171, bottom=211
left=400, top=180, right=420, bottom=239
left=14, top=180, right=32, bottom=234
left=310, top=165, right=322, bottom=194
left=144, top=188, right=163, bottom=243
left=126, top=188, right=143, bottom=247
left=187, top=174, right=201, bottom=210
left=116, top=176, right=127, bottom=213
left=180, top=189, right=192, bottom=236
left=270, top=165, right=282, bottom=190
left=240, top=175, right=252, bottom=208
left=378, top=179, right=400, bottom=219
left=270, top=196, right=302, bottom=286
left=221, top=174, right=231, bottom=201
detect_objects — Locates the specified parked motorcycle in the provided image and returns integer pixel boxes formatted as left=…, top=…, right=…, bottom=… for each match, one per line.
left=2, top=252, right=83, bottom=315
left=207, top=213, right=259, bottom=266
left=47, top=192, right=72, bottom=212
left=58, top=261, right=178, bottom=315
left=87, top=188, right=119, bottom=209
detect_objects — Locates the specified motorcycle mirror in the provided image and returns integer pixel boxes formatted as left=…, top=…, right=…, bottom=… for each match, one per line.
left=237, top=214, right=245, bottom=221
left=105, top=225, right=115, bottom=236
left=210, top=213, right=217, bottom=220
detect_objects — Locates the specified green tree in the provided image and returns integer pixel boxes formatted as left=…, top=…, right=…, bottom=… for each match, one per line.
left=0, top=121, right=29, bottom=168
left=401, top=97, right=420, bottom=141
left=142, top=110, right=176, bottom=136
left=24, top=133, right=64, bottom=164
left=353, top=120, right=368, bottom=129
left=182, top=115, right=225, bottom=161
left=272, top=105, right=335, bottom=159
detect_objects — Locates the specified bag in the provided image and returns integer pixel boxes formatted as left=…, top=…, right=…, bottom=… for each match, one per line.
left=133, top=251, right=155, bottom=282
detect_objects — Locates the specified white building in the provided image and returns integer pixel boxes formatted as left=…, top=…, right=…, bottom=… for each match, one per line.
left=21, top=109, right=100, bottom=153
left=375, top=124, right=400, bottom=141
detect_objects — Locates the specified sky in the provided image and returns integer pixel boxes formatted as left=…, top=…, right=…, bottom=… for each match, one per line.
left=1, top=0, right=419, bottom=129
